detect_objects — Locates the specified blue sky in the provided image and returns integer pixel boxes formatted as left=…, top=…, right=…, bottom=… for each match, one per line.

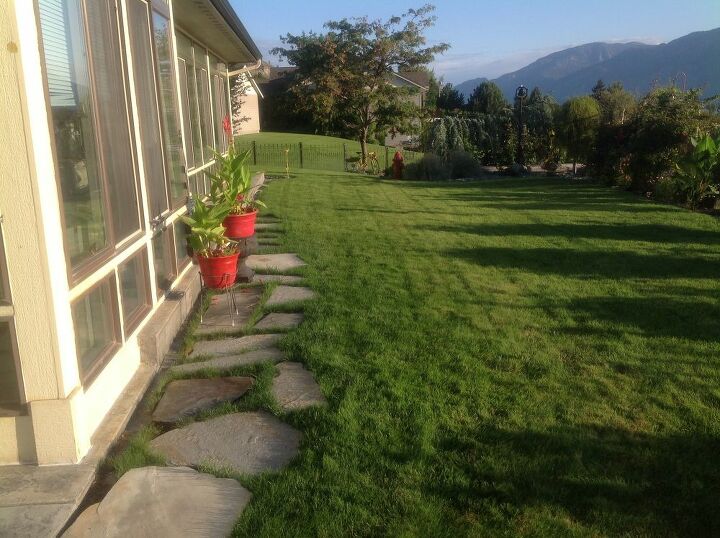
left=231, top=0, right=720, bottom=84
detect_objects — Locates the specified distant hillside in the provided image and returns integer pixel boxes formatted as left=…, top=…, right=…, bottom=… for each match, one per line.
left=456, top=27, right=720, bottom=102
left=455, top=77, right=487, bottom=99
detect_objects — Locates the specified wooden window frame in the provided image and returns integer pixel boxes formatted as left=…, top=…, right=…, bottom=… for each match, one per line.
left=118, top=247, right=152, bottom=338
left=71, top=274, right=121, bottom=387
left=35, top=0, right=145, bottom=287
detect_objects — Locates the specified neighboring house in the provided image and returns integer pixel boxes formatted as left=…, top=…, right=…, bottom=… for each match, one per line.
left=385, top=71, right=431, bottom=147
left=232, top=73, right=263, bottom=135
left=0, top=0, right=261, bottom=466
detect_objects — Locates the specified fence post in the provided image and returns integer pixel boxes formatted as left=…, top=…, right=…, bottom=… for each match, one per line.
left=385, top=146, right=389, bottom=170
left=299, top=142, right=304, bottom=168
left=252, top=141, right=257, bottom=165
left=343, top=143, right=347, bottom=171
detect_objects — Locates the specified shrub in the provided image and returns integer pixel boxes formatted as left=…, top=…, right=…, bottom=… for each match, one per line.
left=672, top=133, right=720, bottom=209
left=404, top=154, right=451, bottom=180
left=625, top=88, right=716, bottom=192
left=448, top=150, right=482, bottom=178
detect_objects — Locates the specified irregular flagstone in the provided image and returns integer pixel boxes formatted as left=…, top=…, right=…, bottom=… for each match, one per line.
left=245, top=253, right=306, bottom=272
left=271, top=362, right=327, bottom=411
left=172, top=348, right=286, bottom=375
left=255, top=222, right=282, bottom=231
left=252, top=274, right=303, bottom=285
left=265, top=286, right=315, bottom=308
left=188, top=333, right=283, bottom=360
left=62, top=467, right=250, bottom=538
left=255, top=313, right=304, bottom=331
left=196, top=287, right=262, bottom=335
left=150, top=412, right=302, bottom=475
left=152, top=377, right=254, bottom=423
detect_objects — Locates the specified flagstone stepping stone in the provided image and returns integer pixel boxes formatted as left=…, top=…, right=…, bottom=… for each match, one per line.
left=252, top=274, right=304, bottom=285
left=63, top=467, right=249, bottom=538
left=152, top=377, right=254, bottom=423
left=271, top=362, right=327, bottom=411
left=265, top=286, right=315, bottom=308
left=188, top=333, right=283, bottom=360
left=196, top=287, right=262, bottom=335
left=245, top=253, right=306, bottom=272
left=172, top=348, right=286, bottom=375
left=255, top=222, right=282, bottom=231
left=149, top=412, right=302, bottom=475
left=255, top=313, right=304, bottom=331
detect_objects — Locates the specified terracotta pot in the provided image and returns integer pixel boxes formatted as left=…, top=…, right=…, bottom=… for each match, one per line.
left=223, top=210, right=257, bottom=239
left=197, top=252, right=240, bottom=289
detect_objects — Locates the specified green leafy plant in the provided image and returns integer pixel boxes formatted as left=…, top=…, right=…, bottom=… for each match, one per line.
left=181, top=198, right=237, bottom=258
left=673, top=133, right=720, bottom=209
left=208, top=147, right=266, bottom=214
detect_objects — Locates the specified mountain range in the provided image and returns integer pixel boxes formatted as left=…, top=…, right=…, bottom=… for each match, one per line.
left=455, top=27, right=720, bottom=102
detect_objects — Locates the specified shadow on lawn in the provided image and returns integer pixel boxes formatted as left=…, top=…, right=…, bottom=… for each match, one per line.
left=424, top=223, right=720, bottom=245
left=432, top=424, right=720, bottom=535
left=444, top=246, right=720, bottom=280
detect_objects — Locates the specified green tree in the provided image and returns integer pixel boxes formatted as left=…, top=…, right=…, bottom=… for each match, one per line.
left=437, top=83, right=465, bottom=111
left=558, top=96, right=601, bottom=175
left=591, top=79, right=607, bottom=101
left=468, top=81, right=508, bottom=115
left=626, top=87, right=718, bottom=192
left=273, top=5, right=449, bottom=165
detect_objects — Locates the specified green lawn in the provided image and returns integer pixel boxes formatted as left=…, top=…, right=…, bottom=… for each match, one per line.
left=236, top=132, right=422, bottom=172
left=235, top=171, right=720, bottom=536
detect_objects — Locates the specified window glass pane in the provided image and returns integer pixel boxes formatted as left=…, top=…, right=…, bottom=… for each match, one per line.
left=72, top=280, right=117, bottom=381
left=86, top=0, right=141, bottom=242
left=127, top=0, right=169, bottom=219
left=177, top=58, right=195, bottom=168
left=173, top=220, right=191, bottom=268
left=213, top=75, right=228, bottom=153
left=152, top=229, right=176, bottom=297
left=194, top=45, right=214, bottom=156
left=152, top=11, right=186, bottom=206
left=189, top=53, right=204, bottom=165
left=0, top=322, right=21, bottom=408
left=38, top=0, right=108, bottom=267
left=119, top=251, right=150, bottom=335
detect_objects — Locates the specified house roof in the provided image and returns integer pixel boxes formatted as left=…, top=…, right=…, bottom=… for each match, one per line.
left=173, top=0, right=261, bottom=64
left=393, top=71, right=431, bottom=90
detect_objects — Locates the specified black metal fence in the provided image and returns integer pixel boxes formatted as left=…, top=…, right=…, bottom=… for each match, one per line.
left=234, top=141, right=425, bottom=173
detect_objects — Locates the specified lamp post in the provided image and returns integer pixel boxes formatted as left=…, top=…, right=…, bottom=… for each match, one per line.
left=515, top=85, right=528, bottom=168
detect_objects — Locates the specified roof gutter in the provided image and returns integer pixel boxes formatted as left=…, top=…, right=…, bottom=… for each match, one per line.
left=227, top=58, right=262, bottom=77
left=208, top=0, right=263, bottom=60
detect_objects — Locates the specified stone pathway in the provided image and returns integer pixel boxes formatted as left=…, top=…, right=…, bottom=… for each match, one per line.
left=272, top=362, right=328, bottom=411
left=255, top=222, right=283, bottom=232
left=171, top=347, right=286, bottom=375
left=66, top=249, right=326, bottom=535
left=245, top=253, right=306, bottom=272
left=63, top=467, right=250, bottom=538
left=255, top=312, right=304, bottom=331
left=188, top=333, right=283, bottom=360
left=152, top=377, right=254, bottom=424
left=196, top=287, right=262, bottom=335
left=265, top=285, right=316, bottom=307
left=150, top=412, right=302, bottom=475
left=252, top=274, right=303, bottom=285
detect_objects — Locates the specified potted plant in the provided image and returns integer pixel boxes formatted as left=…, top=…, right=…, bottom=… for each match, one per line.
left=182, top=198, right=239, bottom=289
left=209, top=147, right=265, bottom=239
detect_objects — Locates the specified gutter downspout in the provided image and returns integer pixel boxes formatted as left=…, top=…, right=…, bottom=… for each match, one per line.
left=227, top=58, right=262, bottom=77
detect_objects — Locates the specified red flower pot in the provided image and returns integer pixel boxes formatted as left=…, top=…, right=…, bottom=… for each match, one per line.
left=197, top=252, right=240, bottom=289
left=223, top=210, right=257, bottom=239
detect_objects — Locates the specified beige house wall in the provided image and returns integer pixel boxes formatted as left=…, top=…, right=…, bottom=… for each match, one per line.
left=0, top=0, right=230, bottom=465
left=233, top=78, right=261, bottom=135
